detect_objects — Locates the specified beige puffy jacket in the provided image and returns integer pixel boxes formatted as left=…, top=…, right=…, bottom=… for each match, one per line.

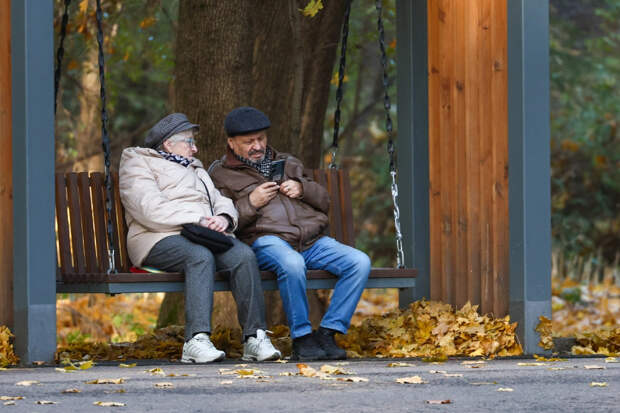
left=119, top=147, right=238, bottom=266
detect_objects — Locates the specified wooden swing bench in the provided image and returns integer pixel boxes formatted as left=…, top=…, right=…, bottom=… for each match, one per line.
left=55, top=169, right=417, bottom=294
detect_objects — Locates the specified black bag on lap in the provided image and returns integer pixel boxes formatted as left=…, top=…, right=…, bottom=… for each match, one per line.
left=181, top=223, right=233, bottom=253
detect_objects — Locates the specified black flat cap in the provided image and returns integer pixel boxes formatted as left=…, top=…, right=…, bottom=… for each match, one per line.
left=224, top=106, right=271, bottom=137
left=144, top=113, right=199, bottom=149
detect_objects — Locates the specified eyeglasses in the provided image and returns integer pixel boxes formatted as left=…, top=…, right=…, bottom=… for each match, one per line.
left=172, top=138, right=197, bottom=147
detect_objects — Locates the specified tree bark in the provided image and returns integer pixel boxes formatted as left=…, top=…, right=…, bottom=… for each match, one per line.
left=161, top=0, right=348, bottom=330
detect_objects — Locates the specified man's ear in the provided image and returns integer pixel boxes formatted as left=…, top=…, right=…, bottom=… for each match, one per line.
left=227, top=137, right=235, bottom=150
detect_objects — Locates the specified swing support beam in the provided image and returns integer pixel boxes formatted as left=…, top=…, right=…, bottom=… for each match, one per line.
left=11, top=0, right=57, bottom=363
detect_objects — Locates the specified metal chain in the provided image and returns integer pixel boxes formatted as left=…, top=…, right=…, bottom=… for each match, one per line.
left=376, top=0, right=405, bottom=268
left=95, top=0, right=117, bottom=274
left=54, top=0, right=72, bottom=115
left=329, top=0, right=352, bottom=169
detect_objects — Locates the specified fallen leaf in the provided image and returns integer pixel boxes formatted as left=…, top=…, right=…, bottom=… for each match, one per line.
left=119, top=363, right=136, bottom=368
left=320, top=365, right=350, bottom=375
left=387, top=362, right=415, bottom=367
left=3, top=401, right=15, bottom=406
left=104, top=389, right=126, bottom=394
left=62, top=388, right=80, bottom=393
left=335, top=362, right=350, bottom=366
left=517, top=362, right=545, bottom=366
left=93, top=401, right=126, bottom=407
left=429, top=370, right=447, bottom=374
left=274, top=360, right=288, bottom=364
left=235, top=369, right=263, bottom=376
left=220, top=380, right=233, bottom=385
left=146, top=368, right=165, bottom=376
left=469, top=381, right=497, bottom=385
left=497, top=387, right=514, bottom=392
left=396, top=376, right=427, bottom=384
left=337, top=376, right=368, bottom=382
left=87, top=378, right=125, bottom=384
left=584, top=365, right=605, bottom=370
left=604, top=357, right=618, bottom=363
left=36, top=400, right=57, bottom=405
left=279, top=372, right=295, bottom=376
left=426, top=400, right=451, bottom=404
left=297, top=364, right=319, bottom=377
left=15, top=380, right=38, bottom=386
left=0, top=396, right=24, bottom=400
left=79, top=360, right=94, bottom=370
left=235, top=364, right=248, bottom=368
left=461, top=361, right=486, bottom=365
left=219, top=368, right=235, bottom=375
left=590, top=382, right=608, bottom=387
left=548, top=367, right=569, bottom=371
left=443, top=373, right=463, bottom=377
left=154, top=382, right=173, bottom=388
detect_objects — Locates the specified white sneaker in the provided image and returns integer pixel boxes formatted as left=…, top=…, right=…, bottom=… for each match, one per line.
left=181, top=333, right=225, bottom=363
left=242, top=329, right=282, bottom=362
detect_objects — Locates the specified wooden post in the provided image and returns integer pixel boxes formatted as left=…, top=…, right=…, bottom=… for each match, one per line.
left=0, top=0, right=13, bottom=328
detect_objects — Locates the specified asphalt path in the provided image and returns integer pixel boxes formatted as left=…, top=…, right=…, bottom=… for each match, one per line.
left=0, top=357, right=618, bottom=412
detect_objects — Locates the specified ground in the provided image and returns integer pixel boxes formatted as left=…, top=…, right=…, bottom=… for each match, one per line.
left=0, top=357, right=618, bottom=412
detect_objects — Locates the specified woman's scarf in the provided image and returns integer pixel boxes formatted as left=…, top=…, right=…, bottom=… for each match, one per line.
left=157, top=150, right=192, bottom=167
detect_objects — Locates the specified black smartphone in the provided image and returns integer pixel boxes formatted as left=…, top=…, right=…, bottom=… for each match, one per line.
left=269, top=159, right=286, bottom=183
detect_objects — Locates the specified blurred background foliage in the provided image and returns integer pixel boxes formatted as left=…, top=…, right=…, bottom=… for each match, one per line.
left=54, top=0, right=619, bottom=270
left=549, top=0, right=619, bottom=273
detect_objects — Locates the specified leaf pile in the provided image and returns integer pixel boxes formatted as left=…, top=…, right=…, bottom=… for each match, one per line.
left=336, top=300, right=522, bottom=358
left=0, top=326, right=19, bottom=367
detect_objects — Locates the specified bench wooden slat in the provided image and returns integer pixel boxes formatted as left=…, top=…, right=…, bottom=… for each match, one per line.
left=90, top=173, right=108, bottom=273
left=78, top=172, right=98, bottom=272
left=106, top=174, right=123, bottom=272
left=327, top=168, right=344, bottom=243
left=55, top=174, right=73, bottom=274
left=67, top=173, right=86, bottom=273
left=113, top=173, right=130, bottom=272
left=339, top=169, right=355, bottom=247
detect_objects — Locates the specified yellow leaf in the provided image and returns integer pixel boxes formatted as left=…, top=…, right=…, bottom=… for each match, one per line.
left=79, top=0, right=88, bottom=13
left=299, top=0, right=323, bottom=17
left=15, top=380, right=38, bottom=386
left=139, top=16, right=157, bottom=29
left=584, top=365, right=605, bottom=370
left=605, top=357, right=618, bottom=363
left=517, top=362, right=546, bottom=366
left=497, top=387, right=514, bottom=392
left=387, top=362, right=414, bottom=367
left=146, top=368, right=165, bottom=376
left=590, top=382, right=608, bottom=387
left=220, top=380, right=233, bottom=385
left=320, top=365, right=350, bottom=375
left=119, top=363, right=136, bottom=368
left=86, top=378, right=125, bottom=384
left=62, top=388, right=80, bottom=393
left=396, top=376, right=427, bottom=384
left=79, top=360, right=94, bottom=370
left=0, top=396, right=24, bottom=400
left=94, top=401, right=126, bottom=407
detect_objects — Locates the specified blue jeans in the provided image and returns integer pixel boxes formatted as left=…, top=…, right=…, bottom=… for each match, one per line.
left=251, top=235, right=371, bottom=339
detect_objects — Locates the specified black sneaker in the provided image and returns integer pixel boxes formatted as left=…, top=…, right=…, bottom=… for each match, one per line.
left=314, top=327, right=347, bottom=360
left=291, top=333, right=327, bottom=361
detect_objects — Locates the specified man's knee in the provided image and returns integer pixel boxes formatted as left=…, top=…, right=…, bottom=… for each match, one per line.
left=277, top=252, right=307, bottom=279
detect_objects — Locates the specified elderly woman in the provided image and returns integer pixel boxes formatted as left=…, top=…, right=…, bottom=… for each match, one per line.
left=119, top=113, right=280, bottom=363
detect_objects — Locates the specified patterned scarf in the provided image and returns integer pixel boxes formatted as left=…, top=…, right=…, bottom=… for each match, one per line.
left=157, top=150, right=192, bottom=167
left=233, top=147, right=273, bottom=178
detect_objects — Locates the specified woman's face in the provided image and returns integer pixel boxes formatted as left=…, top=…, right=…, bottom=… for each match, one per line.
left=162, top=130, right=198, bottom=158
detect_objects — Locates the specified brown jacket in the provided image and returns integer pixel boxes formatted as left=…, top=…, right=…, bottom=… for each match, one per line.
left=209, top=147, right=329, bottom=251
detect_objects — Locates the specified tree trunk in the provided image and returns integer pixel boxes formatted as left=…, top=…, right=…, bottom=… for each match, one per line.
left=160, top=0, right=348, bottom=330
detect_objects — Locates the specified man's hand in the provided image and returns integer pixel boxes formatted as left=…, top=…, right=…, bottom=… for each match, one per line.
left=279, top=179, right=303, bottom=199
left=249, top=182, right=280, bottom=208
left=199, top=216, right=229, bottom=233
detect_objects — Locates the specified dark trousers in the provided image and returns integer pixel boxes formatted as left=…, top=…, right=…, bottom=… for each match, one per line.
left=144, top=235, right=266, bottom=340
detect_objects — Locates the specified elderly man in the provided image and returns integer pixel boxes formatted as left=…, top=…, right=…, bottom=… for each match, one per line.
left=209, top=107, right=371, bottom=360
left=119, top=113, right=281, bottom=363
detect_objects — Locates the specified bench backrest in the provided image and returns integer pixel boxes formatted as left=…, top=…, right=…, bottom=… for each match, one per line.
left=55, top=169, right=355, bottom=276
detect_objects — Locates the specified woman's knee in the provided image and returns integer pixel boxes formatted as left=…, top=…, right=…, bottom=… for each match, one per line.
left=186, top=244, right=215, bottom=268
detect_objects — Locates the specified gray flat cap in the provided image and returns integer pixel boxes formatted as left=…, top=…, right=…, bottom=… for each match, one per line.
left=144, top=113, right=199, bottom=149
left=224, top=106, right=271, bottom=137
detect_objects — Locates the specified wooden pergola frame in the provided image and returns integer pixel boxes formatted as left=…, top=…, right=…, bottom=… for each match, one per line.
left=2, top=0, right=551, bottom=363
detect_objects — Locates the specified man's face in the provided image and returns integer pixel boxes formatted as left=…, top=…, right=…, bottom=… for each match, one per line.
left=228, top=131, right=268, bottom=161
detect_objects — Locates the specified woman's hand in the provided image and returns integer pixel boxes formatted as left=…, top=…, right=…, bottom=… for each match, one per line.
left=199, top=216, right=229, bottom=233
